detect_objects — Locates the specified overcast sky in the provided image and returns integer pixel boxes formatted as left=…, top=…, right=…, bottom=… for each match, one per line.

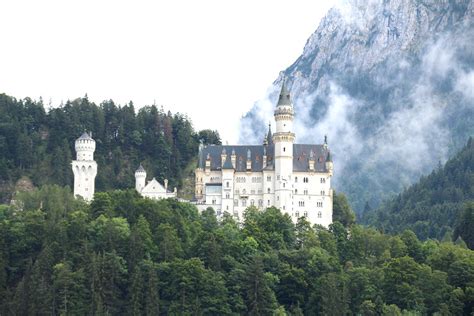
left=0, top=0, right=335, bottom=143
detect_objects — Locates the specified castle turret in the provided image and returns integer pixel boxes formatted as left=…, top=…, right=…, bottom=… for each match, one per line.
left=273, top=81, right=295, bottom=213
left=72, top=132, right=97, bottom=201
left=135, top=164, right=147, bottom=193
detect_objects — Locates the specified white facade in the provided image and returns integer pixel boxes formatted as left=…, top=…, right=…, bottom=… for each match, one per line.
left=72, top=132, right=97, bottom=201
left=134, top=165, right=177, bottom=200
left=195, top=83, right=334, bottom=227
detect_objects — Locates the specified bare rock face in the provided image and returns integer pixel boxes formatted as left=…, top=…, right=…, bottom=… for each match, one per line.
left=240, top=0, right=474, bottom=212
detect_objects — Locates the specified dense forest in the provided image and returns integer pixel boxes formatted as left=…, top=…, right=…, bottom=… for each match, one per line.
left=1, top=187, right=473, bottom=315
left=362, top=138, right=474, bottom=241
left=0, top=93, right=221, bottom=202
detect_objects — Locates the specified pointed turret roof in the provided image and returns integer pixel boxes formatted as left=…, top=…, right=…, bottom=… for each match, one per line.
left=266, top=123, right=273, bottom=145
left=135, top=164, right=146, bottom=173
left=277, top=80, right=292, bottom=106
left=77, top=131, right=93, bottom=140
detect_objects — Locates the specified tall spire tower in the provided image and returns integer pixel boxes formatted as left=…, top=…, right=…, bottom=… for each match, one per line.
left=273, top=80, right=295, bottom=214
left=72, top=132, right=97, bottom=201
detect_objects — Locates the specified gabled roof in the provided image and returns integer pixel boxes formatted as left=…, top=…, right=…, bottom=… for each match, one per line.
left=141, top=178, right=167, bottom=194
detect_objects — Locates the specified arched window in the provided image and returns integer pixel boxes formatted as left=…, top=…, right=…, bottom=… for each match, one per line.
left=267, top=188, right=271, bottom=193
left=318, top=211, right=322, bottom=218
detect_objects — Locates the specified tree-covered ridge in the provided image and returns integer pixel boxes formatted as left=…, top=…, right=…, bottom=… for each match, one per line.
left=362, top=137, right=474, bottom=241
left=0, top=93, right=221, bottom=202
left=1, top=187, right=473, bottom=315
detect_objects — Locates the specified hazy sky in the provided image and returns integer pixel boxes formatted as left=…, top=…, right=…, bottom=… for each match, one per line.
left=0, top=0, right=335, bottom=143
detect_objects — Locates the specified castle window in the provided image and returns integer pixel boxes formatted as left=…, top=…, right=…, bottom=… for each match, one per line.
left=234, top=199, right=238, bottom=206
left=295, top=189, right=298, bottom=194
left=243, top=189, right=246, bottom=194
left=283, top=147, right=286, bottom=152
left=251, top=189, right=255, bottom=194
left=283, top=206, right=286, bottom=210
left=295, top=177, right=298, bottom=183
left=320, top=178, right=326, bottom=184
left=225, top=193, right=230, bottom=199
left=258, top=199, right=263, bottom=207
left=267, top=176, right=271, bottom=182
left=242, top=200, right=247, bottom=207
left=318, top=211, right=322, bottom=218
left=321, top=190, right=325, bottom=196
left=283, top=183, right=286, bottom=188
left=295, top=211, right=299, bottom=218
left=267, top=188, right=271, bottom=193
left=277, top=175, right=280, bottom=180
left=304, top=190, right=308, bottom=195
left=212, top=199, right=216, bottom=205
left=226, top=181, right=229, bottom=188
left=250, top=200, right=255, bottom=206
left=267, top=200, right=270, bottom=206
left=304, top=211, right=308, bottom=217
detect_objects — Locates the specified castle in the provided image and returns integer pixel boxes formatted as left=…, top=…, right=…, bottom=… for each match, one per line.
left=194, top=83, right=334, bottom=227
left=71, top=133, right=175, bottom=201
left=72, top=83, right=333, bottom=227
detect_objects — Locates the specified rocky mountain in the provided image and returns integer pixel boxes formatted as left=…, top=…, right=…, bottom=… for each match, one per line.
left=240, top=0, right=474, bottom=212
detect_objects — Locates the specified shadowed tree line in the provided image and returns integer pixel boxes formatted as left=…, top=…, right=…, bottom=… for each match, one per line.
left=0, top=93, right=220, bottom=202
left=363, top=138, right=474, bottom=243
left=0, top=187, right=473, bottom=315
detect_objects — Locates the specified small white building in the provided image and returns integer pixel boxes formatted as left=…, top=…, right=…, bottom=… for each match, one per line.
left=72, top=132, right=97, bottom=201
left=195, top=82, right=334, bottom=227
left=134, top=165, right=177, bottom=200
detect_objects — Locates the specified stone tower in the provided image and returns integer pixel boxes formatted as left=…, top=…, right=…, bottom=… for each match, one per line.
left=135, top=164, right=147, bottom=193
left=72, top=132, right=97, bottom=201
left=273, top=81, right=295, bottom=214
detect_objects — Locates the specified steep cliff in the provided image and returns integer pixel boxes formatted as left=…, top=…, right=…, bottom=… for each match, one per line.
left=240, top=0, right=474, bottom=212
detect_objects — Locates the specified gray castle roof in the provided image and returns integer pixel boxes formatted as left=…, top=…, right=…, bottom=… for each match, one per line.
left=277, top=81, right=292, bottom=106
left=77, top=132, right=93, bottom=140
left=198, top=144, right=330, bottom=172
left=135, top=164, right=146, bottom=173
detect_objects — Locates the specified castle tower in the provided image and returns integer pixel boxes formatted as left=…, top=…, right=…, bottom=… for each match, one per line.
left=72, top=132, right=97, bottom=201
left=135, top=164, right=147, bottom=193
left=273, top=81, right=295, bottom=214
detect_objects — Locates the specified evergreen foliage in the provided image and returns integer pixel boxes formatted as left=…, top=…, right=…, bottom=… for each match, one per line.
left=1, top=188, right=473, bottom=315
left=362, top=138, right=474, bottom=242
left=0, top=93, right=221, bottom=202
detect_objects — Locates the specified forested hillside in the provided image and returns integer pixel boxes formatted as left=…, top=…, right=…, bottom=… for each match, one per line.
left=1, top=188, right=473, bottom=315
left=362, top=138, right=474, bottom=242
left=0, top=93, right=220, bottom=202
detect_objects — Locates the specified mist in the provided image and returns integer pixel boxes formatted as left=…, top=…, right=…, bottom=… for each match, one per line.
left=238, top=1, right=474, bottom=211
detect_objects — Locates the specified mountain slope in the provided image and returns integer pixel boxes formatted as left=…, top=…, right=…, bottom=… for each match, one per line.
left=240, top=0, right=474, bottom=212
left=362, top=137, right=474, bottom=240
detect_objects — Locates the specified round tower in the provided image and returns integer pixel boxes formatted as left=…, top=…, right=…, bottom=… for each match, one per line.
left=135, top=164, right=147, bottom=193
left=72, top=132, right=97, bottom=201
left=273, top=81, right=295, bottom=214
